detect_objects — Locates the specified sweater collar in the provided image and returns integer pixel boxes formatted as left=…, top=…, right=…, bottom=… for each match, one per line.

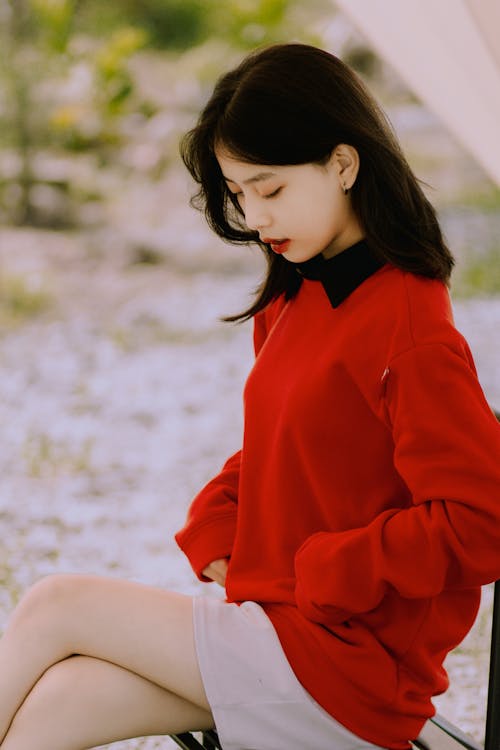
left=290, top=239, right=384, bottom=308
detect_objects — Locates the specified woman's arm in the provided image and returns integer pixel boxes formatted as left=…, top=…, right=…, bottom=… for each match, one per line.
left=175, top=450, right=240, bottom=581
left=295, top=341, right=500, bottom=625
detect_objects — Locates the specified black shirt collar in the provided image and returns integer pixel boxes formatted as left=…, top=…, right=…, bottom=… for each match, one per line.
left=290, top=239, right=384, bottom=308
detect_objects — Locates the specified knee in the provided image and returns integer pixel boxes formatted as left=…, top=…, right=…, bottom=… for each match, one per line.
left=12, top=574, right=79, bottom=629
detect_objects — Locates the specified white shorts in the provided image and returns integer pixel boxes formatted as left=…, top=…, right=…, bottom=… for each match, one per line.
left=192, top=595, right=385, bottom=750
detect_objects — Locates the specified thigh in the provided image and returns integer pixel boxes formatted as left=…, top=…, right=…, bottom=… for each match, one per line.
left=3, top=655, right=213, bottom=750
left=18, top=575, right=209, bottom=710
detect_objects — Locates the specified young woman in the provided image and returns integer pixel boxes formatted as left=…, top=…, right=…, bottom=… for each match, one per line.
left=1, top=43, right=499, bottom=750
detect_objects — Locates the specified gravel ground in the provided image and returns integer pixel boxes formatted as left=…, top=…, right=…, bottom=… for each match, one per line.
left=0, top=223, right=499, bottom=749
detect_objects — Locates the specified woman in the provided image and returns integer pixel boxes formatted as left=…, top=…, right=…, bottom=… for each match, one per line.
left=1, top=43, right=499, bottom=750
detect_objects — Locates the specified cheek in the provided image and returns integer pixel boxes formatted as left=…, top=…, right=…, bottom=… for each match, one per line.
left=321, top=191, right=347, bottom=224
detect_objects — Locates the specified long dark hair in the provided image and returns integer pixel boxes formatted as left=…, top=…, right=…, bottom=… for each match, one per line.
left=180, top=43, right=454, bottom=322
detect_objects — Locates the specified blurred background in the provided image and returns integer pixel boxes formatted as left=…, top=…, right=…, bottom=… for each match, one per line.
left=0, top=1, right=498, bottom=747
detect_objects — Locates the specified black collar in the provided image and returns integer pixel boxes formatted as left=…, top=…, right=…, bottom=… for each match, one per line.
left=290, top=239, right=384, bottom=308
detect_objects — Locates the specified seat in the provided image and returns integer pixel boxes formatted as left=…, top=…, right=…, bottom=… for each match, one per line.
left=170, top=729, right=222, bottom=749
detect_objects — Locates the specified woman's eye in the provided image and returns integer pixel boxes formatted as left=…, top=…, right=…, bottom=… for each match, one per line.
left=263, top=187, right=282, bottom=199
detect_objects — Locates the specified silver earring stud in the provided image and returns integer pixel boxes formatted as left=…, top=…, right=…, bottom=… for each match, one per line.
left=343, top=184, right=349, bottom=195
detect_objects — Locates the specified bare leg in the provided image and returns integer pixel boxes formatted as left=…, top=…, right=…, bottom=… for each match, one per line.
left=2, top=655, right=212, bottom=750
left=0, top=574, right=212, bottom=744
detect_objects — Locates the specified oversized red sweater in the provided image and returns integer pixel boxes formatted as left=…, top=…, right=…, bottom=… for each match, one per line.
left=176, top=248, right=500, bottom=749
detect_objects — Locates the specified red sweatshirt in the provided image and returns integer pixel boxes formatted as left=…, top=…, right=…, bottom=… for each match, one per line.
left=176, top=243, right=500, bottom=749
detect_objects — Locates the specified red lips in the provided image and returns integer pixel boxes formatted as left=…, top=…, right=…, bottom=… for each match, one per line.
left=261, top=238, right=291, bottom=254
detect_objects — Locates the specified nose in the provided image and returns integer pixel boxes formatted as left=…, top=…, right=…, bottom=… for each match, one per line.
left=243, top=198, right=272, bottom=232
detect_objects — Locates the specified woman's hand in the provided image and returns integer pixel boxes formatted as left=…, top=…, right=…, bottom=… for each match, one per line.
left=202, top=558, right=229, bottom=587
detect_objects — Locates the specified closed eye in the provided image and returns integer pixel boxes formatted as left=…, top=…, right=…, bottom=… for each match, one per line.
left=263, top=187, right=282, bottom=199
left=227, top=186, right=281, bottom=202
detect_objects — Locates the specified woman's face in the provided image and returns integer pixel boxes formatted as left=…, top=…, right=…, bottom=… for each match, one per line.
left=216, top=147, right=364, bottom=263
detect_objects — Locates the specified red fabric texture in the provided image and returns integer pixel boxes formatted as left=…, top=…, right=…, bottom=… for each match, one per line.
left=176, top=265, right=500, bottom=749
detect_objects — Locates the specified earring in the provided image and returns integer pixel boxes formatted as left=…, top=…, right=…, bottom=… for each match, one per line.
left=343, top=184, right=349, bottom=195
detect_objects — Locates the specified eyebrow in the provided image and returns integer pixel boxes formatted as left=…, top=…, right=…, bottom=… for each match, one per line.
left=223, top=171, right=277, bottom=186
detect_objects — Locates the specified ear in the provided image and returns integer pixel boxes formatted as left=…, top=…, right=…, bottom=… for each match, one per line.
left=330, top=144, right=360, bottom=191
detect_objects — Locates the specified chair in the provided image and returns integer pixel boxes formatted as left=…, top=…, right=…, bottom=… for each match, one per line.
left=170, top=728, right=222, bottom=749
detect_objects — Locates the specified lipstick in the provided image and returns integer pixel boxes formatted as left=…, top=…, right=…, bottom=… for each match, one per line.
left=262, top=238, right=291, bottom=254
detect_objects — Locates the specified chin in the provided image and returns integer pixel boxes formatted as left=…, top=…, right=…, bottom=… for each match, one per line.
left=284, top=249, right=320, bottom=263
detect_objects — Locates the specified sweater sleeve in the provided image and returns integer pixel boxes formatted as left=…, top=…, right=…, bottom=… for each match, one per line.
left=295, top=339, right=500, bottom=626
left=175, top=450, right=241, bottom=580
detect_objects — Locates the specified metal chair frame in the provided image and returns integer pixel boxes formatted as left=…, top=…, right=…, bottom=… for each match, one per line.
left=170, top=729, right=222, bottom=749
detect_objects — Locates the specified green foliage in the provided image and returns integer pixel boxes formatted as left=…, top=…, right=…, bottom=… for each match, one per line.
left=0, top=0, right=151, bottom=224
left=0, top=0, right=329, bottom=226
left=343, top=44, right=381, bottom=78
left=455, top=186, right=500, bottom=214
left=48, top=26, right=149, bottom=155
left=94, top=27, right=148, bottom=116
left=115, top=0, right=211, bottom=50
left=0, top=274, right=53, bottom=327
left=213, top=0, right=291, bottom=47
left=73, top=0, right=211, bottom=50
left=205, top=0, right=326, bottom=49
left=30, top=0, right=76, bottom=53
left=71, top=0, right=324, bottom=51
left=455, top=247, right=500, bottom=297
